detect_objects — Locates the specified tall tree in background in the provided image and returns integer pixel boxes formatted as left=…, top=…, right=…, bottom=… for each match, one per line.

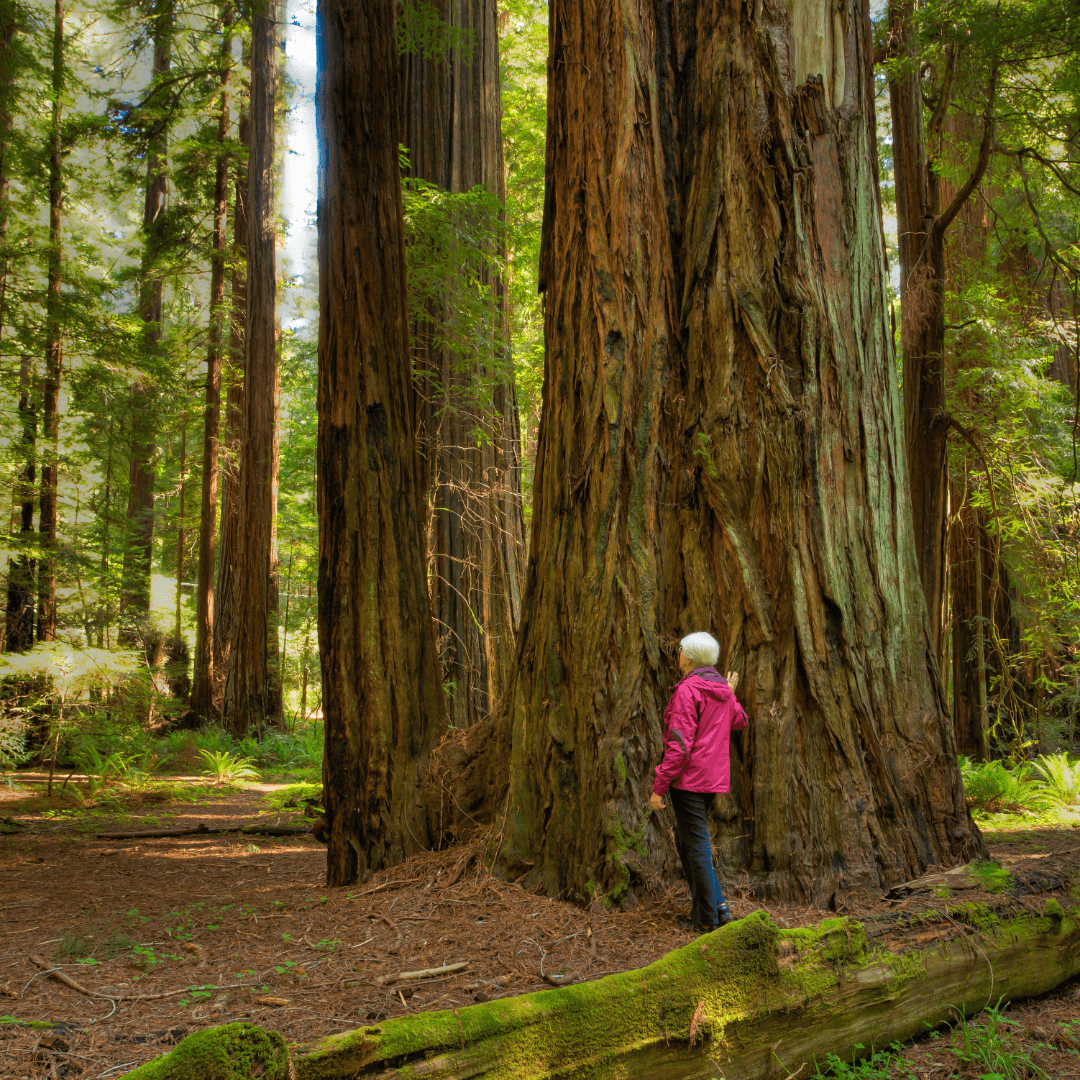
left=120, top=0, right=174, bottom=643
left=317, top=0, right=446, bottom=885
left=400, top=0, right=526, bottom=729
left=192, top=4, right=234, bottom=721
left=437, top=0, right=985, bottom=905
left=1, top=0, right=34, bottom=654
left=213, top=104, right=248, bottom=710
left=37, top=0, right=64, bottom=643
left=886, top=0, right=996, bottom=662
left=225, top=0, right=279, bottom=733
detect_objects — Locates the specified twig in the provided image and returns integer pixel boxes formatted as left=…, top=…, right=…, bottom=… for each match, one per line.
left=376, top=915, right=403, bottom=954
left=374, top=961, right=468, bottom=986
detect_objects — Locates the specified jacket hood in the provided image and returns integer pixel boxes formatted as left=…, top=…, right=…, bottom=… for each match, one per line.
left=685, top=667, right=733, bottom=703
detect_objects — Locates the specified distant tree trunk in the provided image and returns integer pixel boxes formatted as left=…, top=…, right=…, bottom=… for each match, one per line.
left=888, top=3, right=996, bottom=664
left=192, top=6, right=233, bottom=722
left=37, top=0, right=63, bottom=644
left=6, top=356, right=35, bottom=652
left=225, top=0, right=279, bottom=735
left=435, top=0, right=986, bottom=905
left=214, top=107, right=248, bottom=713
left=400, top=0, right=526, bottom=729
left=120, top=0, right=174, bottom=644
left=316, top=0, right=446, bottom=885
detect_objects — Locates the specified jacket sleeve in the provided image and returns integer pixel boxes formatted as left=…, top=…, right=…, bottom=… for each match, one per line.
left=732, top=697, right=748, bottom=730
left=653, top=684, right=700, bottom=796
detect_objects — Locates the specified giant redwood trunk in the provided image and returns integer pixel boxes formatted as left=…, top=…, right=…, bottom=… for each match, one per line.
left=400, top=0, right=526, bottom=729
left=225, top=0, right=280, bottom=735
left=120, top=0, right=173, bottom=644
left=6, top=355, right=35, bottom=652
left=459, top=0, right=987, bottom=906
left=316, top=0, right=446, bottom=884
left=192, top=6, right=233, bottom=723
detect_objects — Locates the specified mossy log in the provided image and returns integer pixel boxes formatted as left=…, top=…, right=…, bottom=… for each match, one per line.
left=125, top=901, right=1080, bottom=1080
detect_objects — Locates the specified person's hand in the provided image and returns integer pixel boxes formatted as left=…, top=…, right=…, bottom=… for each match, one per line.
left=725, top=670, right=739, bottom=692
left=649, top=792, right=664, bottom=812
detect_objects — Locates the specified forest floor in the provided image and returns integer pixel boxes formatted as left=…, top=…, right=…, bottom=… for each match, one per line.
left=1, top=776, right=1079, bottom=1080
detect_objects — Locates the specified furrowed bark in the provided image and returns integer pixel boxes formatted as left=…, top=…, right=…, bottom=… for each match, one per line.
left=192, top=4, right=234, bottom=723
left=316, top=0, right=446, bottom=884
left=445, top=0, right=985, bottom=907
left=225, top=0, right=281, bottom=735
left=125, top=901, right=1080, bottom=1080
left=400, top=0, right=526, bottom=731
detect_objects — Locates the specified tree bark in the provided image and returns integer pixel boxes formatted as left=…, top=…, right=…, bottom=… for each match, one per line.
left=434, top=0, right=984, bottom=906
left=400, top=0, right=526, bottom=730
left=887, top=5, right=995, bottom=664
left=316, top=0, right=446, bottom=885
left=224, top=0, right=280, bottom=735
left=192, top=6, right=233, bottom=722
left=6, top=354, right=35, bottom=652
left=214, top=107, right=248, bottom=714
left=36, top=0, right=63, bottom=644
left=120, top=0, right=174, bottom=644
left=125, top=901, right=1080, bottom=1080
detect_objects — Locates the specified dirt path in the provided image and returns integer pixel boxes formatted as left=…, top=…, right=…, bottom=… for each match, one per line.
left=1, top=778, right=1079, bottom=1079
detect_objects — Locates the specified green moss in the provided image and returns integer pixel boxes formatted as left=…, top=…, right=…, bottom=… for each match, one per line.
left=776, top=918, right=869, bottom=1002
left=969, top=861, right=1012, bottom=894
left=1043, top=898, right=1064, bottom=920
left=612, top=750, right=627, bottom=788
left=122, top=1023, right=289, bottom=1080
left=297, top=912, right=785, bottom=1079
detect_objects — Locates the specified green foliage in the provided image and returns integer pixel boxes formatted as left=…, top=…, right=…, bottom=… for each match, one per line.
left=198, top=748, right=260, bottom=785
left=808, top=1043, right=917, bottom=1079
left=1031, top=752, right=1080, bottom=808
left=959, top=756, right=1045, bottom=812
left=955, top=1001, right=1047, bottom=1080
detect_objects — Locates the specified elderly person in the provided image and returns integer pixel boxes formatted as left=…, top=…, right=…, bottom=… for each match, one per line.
left=650, top=632, right=747, bottom=933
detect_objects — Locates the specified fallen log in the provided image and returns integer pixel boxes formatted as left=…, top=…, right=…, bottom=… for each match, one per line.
left=122, top=898, right=1080, bottom=1080
left=96, top=823, right=311, bottom=840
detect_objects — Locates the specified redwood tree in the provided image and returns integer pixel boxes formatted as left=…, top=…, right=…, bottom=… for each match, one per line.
left=316, top=0, right=446, bottom=884
left=120, top=0, right=174, bottom=642
left=192, top=5, right=234, bottom=722
left=37, top=0, right=62, bottom=643
left=441, top=0, right=985, bottom=905
left=400, top=0, right=526, bottom=729
left=224, top=0, right=280, bottom=734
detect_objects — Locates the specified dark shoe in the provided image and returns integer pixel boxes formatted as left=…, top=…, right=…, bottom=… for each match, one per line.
left=675, top=915, right=694, bottom=931
left=717, top=904, right=736, bottom=927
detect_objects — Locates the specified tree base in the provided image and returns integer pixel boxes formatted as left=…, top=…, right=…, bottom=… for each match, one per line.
left=125, top=899, right=1080, bottom=1079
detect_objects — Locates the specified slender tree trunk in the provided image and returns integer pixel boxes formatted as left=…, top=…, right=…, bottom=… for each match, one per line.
left=400, top=0, right=526, bottom=729
left=6, top=355, right=35, bottom=652
left=434, top=0, right=985, bottom=905
left=192, top=7, right=233, bottom=722
left=214, top=106, right=248, bottom=712
left=225, top=0, right=279, bottom=735
left=174, top=418, right=185, bottom=640
left=36, top=0, right=63, bottom=644
left=120, top=0, right=174, bottom=644
left=316, top=0, right=446, bottom=885
left=888, top=4, right=995, bottom=663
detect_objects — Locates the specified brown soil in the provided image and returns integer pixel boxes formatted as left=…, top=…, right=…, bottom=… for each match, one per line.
left=1, top=777, right=1078, bottom=1079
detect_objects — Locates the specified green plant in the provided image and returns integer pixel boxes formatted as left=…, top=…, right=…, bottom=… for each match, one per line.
left=198, top=748, right=260, bottom=784
left=959, top=757, right=1045, bottom=813
left=954, top=1001, right=1046, bottom=1080
left=1031, top=753, right=1080, bottom=809
left=807, top=1042, right=917, bottom=1078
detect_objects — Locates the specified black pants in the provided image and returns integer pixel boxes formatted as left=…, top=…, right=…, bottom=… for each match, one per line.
left=669, top=787, right=726, bottom=929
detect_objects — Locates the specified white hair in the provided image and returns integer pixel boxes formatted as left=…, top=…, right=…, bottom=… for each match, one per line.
left=680, top=632, right=719, bottom=668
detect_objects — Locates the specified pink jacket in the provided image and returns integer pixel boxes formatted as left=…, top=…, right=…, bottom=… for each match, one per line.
left=652, top=668, right=747, bottom=796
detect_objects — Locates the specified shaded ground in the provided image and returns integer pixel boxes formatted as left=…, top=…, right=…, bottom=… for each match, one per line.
left=1, top=776, right=1079, bottom=1079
